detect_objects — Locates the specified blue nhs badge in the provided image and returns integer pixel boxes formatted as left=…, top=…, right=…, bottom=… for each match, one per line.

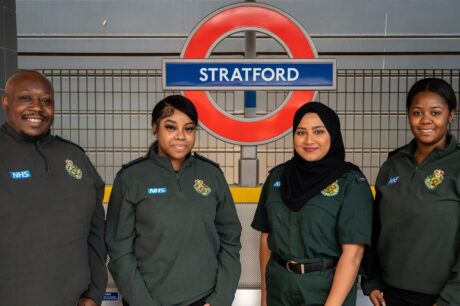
left=273, top=180, right=281, bottom=188
left=10, top=170, right=32, bottom=180
left=147, top=187, right=168, bottom=194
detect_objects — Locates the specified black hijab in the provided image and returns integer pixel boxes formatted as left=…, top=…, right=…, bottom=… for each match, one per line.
left=281, top=102, right=360, bottom=212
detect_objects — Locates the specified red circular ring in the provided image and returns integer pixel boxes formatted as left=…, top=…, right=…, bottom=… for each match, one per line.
left=182, top=4, right=316, bottom=144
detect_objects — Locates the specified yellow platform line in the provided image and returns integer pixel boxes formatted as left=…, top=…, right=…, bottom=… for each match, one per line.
left=104, top=185, right=376, bottom=204
left=229, top=187, right=262, bottom=203
left=103, top=186, right=262, bottom=204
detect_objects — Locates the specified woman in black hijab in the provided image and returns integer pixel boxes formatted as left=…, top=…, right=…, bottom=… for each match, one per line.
left=252, top=102, right=373, bottom=306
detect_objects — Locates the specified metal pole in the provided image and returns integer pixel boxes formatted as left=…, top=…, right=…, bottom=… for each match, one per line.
left=244, top=30, right=256, bottom=118
left=239, top=0, right=259, bottom=186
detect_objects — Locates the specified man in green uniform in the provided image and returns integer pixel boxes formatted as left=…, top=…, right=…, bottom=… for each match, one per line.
left=0, top=71, right=107, bottom=306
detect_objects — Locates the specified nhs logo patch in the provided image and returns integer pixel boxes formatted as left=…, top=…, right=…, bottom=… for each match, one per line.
left=10, top=170, right=32, bottom=180
left=147, top=187, right=168, bottom=194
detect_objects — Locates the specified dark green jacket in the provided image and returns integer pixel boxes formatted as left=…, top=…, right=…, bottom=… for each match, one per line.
left=362, top=135, right=460, bottom=306
left=106, top=150, right=241, bottom=306
left=252, top=164, right=373, bottom=262
left=0, top=124, right=107, bottom=306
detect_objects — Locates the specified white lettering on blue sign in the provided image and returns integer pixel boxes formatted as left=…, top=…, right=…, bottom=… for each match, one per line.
left=103, top=292, right=119, bottom=301
left=10, top=170, right=32, bottom=180
left=163, top=59, right=336, bottom=90
left=199, top=67, right=299, bottom=82
left=273, top=180, right=281, bottom=188
left=147, top=187, right=168, bottom=194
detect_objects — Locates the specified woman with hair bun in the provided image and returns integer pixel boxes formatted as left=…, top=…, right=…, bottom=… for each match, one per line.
left=362, top=78, right=460, bottom=306
left=106, top=95, right=242, bottom=306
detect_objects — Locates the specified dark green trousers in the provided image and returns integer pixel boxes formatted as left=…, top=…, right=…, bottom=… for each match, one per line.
left=266, top=259, right=357, bottom=306
left=122, top=296, right=207, bottom=306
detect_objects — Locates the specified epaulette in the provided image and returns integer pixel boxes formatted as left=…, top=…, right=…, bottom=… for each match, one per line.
left=55, top=135, right=85, bottom=153
left=388, top=144, right=408, bottom=158
left=349, top=169, right=368, bottom=183
left=192, top=152, right=222, bottom=172
left=122, top=156, right=149, bottom=170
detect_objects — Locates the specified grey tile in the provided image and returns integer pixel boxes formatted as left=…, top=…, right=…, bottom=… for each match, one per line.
left=10, top=0, right=16, bottom=12
left=5, top=49, right=17, bottom=77
left=0, top=48, right=5, bottom=88
left=4, top=8, right=16, bottom=50
left=4, top=0, right=16, bottom=12
left=0, top=49, right=5, bottom=125
left=0, top=7, right=5, bottom=48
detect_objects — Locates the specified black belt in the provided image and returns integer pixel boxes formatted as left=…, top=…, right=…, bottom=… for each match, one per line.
left=272, top=253, right=338, bottom=274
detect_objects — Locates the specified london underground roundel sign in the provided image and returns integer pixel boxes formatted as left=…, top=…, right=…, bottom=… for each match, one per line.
left=162, top=3, right=336, bottom=145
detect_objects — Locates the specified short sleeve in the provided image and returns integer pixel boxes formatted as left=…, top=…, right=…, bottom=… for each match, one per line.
left=251, top=178, right=271, bottom=233
left=337, top=173, right=373, bottom=246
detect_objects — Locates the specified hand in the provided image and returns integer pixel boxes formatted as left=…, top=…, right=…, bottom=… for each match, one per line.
left=204, top=304, right=211, bottom=306
left=369, top=290, right=386, bottom=306
left=77, top=297, right=98, bottom=306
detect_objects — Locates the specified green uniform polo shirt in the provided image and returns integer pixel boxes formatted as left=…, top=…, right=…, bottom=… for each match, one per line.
left=0, top=124, right=107, bottom=306
left=252, top=165, right=373, bottom=306
left=366, top=135, right=460, bottom=306
left=106, top=152, right=241, bottom=306
left=252, top=165, right=372, bottom=261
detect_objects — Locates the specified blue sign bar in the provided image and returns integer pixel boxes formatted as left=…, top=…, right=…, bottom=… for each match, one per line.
left=163, top=59, right=335, bottom=90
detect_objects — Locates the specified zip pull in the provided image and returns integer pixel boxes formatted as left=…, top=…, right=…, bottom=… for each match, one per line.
left=175, top=172, right=183, bottom=195
left=34, top=142, right=49, bottom=173
left=409, top=166, right=418, bottom=180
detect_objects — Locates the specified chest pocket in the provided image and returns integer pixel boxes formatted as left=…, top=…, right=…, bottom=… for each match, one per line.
left=265, top=200, right=290, bottom=229
left=307, top=197, right=341, bottom=217
left=300, top=194, right=342, bottom=240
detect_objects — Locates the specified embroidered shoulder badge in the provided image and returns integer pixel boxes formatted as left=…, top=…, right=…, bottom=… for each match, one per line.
left=65, top=159, right=83, bottom=180
left=321, top=180, right=339, bottom=197
left=194, top=179, right=211, bottom=196
left=424, top=169, right=444, bottom=190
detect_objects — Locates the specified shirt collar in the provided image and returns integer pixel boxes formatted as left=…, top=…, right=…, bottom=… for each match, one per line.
left=148, top=142, right=193, bottom=173
left=1, top=123, right=52, bottom=145
left=401, top=134, right=458, bottom=160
